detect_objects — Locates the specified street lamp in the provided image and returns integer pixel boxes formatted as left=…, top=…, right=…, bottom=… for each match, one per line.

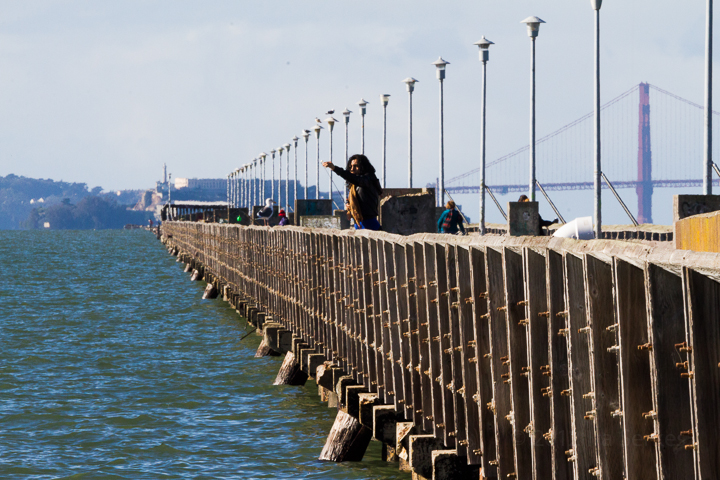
left=270, top=149, right=277, bottom=204
left=278, top=146, right=284, bottom=208
left=343, top=109, right=352, bottom=202
left=380, top=94, right=390, bottom=189
left=432, top=57, right=450, bottom=206
left=302, top=130, right=310, bottom=199
left=326, top=116, right=338, bottom=201
left=591, top=0, right=602, bottom=237
left=474, top=36, right=494, bottom=236
left=521, top=16, right=546, bottom=202
left=253, top=158, right=259, bottom=207
left=313, top=124, right=323, bottom=199
left=293, top=136, right=299, bottom=211
left=259, top=152, right=267, bottom=203
left=284, top=143, right=291, bottom=213
left=403, top=78, right=418, bottom=188
left=357, top=99, right=368, bottom=154
left=705, top=0, right=713, bottom=195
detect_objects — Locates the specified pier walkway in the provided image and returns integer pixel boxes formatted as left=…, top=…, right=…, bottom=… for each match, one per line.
left=160, top=222, right=720, bottom=480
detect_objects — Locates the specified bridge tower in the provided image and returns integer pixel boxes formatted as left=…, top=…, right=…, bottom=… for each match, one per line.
left=636, top=83, right=653, bottom=224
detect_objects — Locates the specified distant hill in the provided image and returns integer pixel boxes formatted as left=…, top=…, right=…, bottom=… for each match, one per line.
left=0, top=174, right=147, bottom=230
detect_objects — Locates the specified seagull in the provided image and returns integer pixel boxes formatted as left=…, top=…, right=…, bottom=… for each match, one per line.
left=325, top=109, right=335, bottom=115
left=303, top=129, right=311, bottom=134
left=257, top=198, right=276, bottom=226
left=315, top=117, right=322, bottom=123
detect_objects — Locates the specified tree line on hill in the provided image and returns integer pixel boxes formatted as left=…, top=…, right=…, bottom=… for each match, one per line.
left=0, top=174, right=150, bottom=230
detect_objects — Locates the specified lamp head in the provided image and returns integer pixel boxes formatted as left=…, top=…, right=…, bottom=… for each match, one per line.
left=313, top=124, right=323, bottom=138
left=270, top=149, right=276, bottom=157
left=284, top=143, right=291, bottom=152
left=474, top=36, right=494, bottom=63
left=325, top=117, right=338, bottom=130
left=432, top=57, right=450, bottom=80
left=259, top=152, right=267, bottom=160
left=591, top=0, right=602, bottom=9
left=302, top=130, right=310, bottom=141
left=403, top=77, right=418, bottom=93
left=357, top=98, right=368, bottom=115
left=521, top=16, right=545, bottom=38
left=342, top=108, right=352, bottom=123
left=292, top=136, right=299, bottom=145
left=380, top=94, right=391, bottom=106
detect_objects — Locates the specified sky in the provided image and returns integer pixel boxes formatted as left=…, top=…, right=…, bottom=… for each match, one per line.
left=0, top=1, right=714, bottom=225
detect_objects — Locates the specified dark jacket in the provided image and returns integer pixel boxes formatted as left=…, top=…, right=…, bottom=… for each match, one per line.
left=437, top=208, right=465, bottom=234
left=333, top=166, right=381, bottom=220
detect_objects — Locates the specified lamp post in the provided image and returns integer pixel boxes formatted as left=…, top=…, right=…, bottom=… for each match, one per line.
left=253, top=158, right=259, bottom=207
left=380, top=94, right=390, bottom=189
left=403, top=78, right=418, bottom=188
left=705, top=0, right=713, bottom=195
left=521, top=16, right=546, bottom=202
left=591, top=0, right=603, bottom=236
left=313, top=124, right=323, bottom=199
left=293, top=136, right=299, bottom=211
left=357, top=99, right=368, bottom=154
left=284, top=143, right=291, bottom=213
left=432, top=57, right=449, bottom=207
left=343, top=109, right=351, bottom=163
left=278, top=146, right=284, bottom=208
left=259, top=152, right=267, bottom=203
left=250, top=161, right=255, bottom=208
left=270, top=149, right=277, bottom=204
left=302, top=130, right=310, bottom=199
left=326, top=116, right=338, bottom=201
left=475, top=36, right=494, bottom=236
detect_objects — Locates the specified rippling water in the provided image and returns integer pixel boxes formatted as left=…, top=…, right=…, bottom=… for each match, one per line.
left=0, top=230, right=407, bottom=479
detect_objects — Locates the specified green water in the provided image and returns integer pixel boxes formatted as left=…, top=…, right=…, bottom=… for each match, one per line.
left=0, top=230, right=408, bottom=480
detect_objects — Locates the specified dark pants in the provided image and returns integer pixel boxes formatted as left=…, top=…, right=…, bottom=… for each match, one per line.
left=354, top=218, right=382, bottom=231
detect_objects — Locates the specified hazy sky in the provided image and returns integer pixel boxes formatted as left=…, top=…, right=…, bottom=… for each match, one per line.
left=0, top=1, right=713, bottom=224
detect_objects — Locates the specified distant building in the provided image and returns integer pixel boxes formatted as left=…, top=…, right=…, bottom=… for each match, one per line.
left=174, top=178, right=225, bottom=191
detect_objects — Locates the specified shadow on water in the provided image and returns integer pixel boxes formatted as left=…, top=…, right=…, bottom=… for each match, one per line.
left=0, top=230, right=409, bottom=480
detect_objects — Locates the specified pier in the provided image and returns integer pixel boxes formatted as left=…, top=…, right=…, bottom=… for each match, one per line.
left=160, top=221, right=720, bottom=480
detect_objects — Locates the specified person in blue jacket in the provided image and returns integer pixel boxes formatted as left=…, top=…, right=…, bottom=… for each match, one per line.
left=437, top=200, right=466, bottom=234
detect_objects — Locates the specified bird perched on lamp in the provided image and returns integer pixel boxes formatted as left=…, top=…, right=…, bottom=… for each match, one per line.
left=315, top=117, right=322, bottom=123
left=257, top=198, right=276, bottom=226
left=325, top=109, right=335, bottom=115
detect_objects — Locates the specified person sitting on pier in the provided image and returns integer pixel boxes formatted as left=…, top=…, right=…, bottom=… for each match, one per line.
left=518, top=194, right=558, bottom=234
left=437, top=200, right=466, bottom=235
left=322, top=154, right=382, bottom=231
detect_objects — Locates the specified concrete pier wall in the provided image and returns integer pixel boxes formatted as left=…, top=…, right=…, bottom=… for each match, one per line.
left=162, top=222, right=720, bottom=480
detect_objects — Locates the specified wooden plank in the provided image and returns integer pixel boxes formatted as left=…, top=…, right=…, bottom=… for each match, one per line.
left=683, top=267, right=720, bottom=480
left=614, top=257, right=657, bottom=480
left=392, top=243, right=413, bottom=420
left=434, top=242, right=458, bottom=449
left=470, top=245, right=496, bottom=476
left=404, top=243, right=424, bottom=427
left=485, top=247, right=514, bottom=479
left=414, top=241, right=434, bottom=433
left=523, top=247, right=552, bottom=480
left=503, top=247, right=532, bottom=479
left=583, top=254, right=623, bottom=480
left=376, top=239, right=393, bottom=404
left=424, top=241, right=446, bottom=441
left=382, top=239, right=405, bottom=412
left=369, top=238, right=386, bottom=402
left=563, top=252, right=597, bottom=479
left=456, top=245, right=482, bottom=466
left=445, top=244, right=467, bottom=457
left=645, top=263, right=695, bottom=478
left=359, top=236, right=377, bottom=392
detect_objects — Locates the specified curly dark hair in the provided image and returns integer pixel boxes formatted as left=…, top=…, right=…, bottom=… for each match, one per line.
left=346, top=154, right=382, bottom=194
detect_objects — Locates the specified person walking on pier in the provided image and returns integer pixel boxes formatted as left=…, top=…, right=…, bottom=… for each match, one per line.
left=437, top=200, right=466, bottom=235
left=277, top=209, right=288, bottom=226
left=322, top=154, right=382, bottom=231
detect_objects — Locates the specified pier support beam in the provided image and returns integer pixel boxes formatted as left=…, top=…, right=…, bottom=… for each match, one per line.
left=409, top=435, right=445, bottom=480
left=318, top=410, right=373, bottom=462
left=273, top=351, right=308, bottom=386
left=431, top=450, right=480, bottom=480
left=202, top=282, right=218, bottom=299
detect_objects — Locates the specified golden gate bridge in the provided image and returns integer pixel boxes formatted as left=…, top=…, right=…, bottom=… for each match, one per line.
left=443, top=83, right=720, bottom=224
